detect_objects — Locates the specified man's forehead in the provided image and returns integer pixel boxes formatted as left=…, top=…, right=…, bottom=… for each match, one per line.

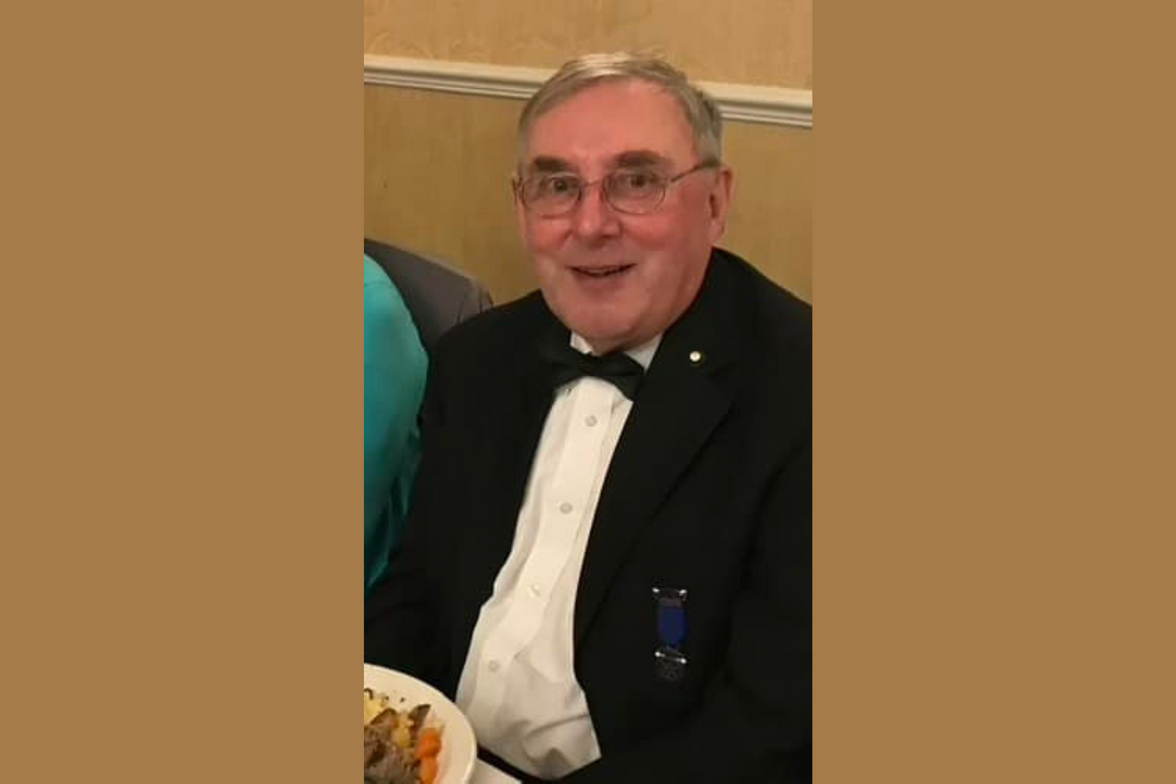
left=522, top=80, right=695, bottom=168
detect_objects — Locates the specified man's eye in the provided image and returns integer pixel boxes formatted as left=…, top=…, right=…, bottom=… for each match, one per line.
left=616, top=170, right=659, bottom=192
left=542, top=176, right=579, bottom=195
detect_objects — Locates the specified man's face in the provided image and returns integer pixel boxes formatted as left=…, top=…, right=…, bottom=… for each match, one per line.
left=515, top=79, right=733, bottom=354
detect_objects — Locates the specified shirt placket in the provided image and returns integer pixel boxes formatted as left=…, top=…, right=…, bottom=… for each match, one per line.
left=466, top=381, right=615, bottom=724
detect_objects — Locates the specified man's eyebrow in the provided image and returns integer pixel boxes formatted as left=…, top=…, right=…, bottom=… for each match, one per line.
left=524, top=151, right=674, bottom=174
left=613, top=150, right=673, bottom=168
left=524, top=156, right=574, bottom=174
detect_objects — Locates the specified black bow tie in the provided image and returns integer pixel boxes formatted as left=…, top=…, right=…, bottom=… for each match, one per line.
left=540, top=340, right=645, bottom=400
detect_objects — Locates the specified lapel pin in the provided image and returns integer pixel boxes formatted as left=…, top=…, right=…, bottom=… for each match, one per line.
left=688, top=350, right=704, bottom=366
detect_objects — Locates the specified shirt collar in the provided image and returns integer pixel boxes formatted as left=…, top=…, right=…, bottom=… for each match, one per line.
left=569, top=332, right=662, bottom=372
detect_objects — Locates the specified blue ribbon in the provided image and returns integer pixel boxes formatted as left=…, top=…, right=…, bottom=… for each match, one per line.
left=653, top=587, right=688, bottom=650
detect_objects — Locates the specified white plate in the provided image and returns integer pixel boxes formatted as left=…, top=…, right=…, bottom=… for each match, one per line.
left=364, top=663, right=478, bottom=784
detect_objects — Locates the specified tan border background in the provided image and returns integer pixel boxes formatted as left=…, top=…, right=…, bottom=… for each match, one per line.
left=3, top=1, right=357, bottom=780
left=3, top=1, right=1176, bottom=782
left=815, top=3, right=1176, bottom=783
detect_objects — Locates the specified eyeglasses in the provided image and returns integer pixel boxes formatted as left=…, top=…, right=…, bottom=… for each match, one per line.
left=515, top=160, right=720, bottom=217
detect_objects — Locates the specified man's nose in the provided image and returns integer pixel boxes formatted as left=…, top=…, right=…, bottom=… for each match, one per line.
left=571, top=181, right=621, bottom=240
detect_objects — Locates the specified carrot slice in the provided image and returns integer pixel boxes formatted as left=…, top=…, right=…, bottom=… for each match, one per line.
left=415, top=727, right=442, bottom=760
left=419, top=754, right=439, bottom=784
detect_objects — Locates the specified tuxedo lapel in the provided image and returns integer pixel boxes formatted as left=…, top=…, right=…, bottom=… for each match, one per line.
left=445, top=309, right=566, bottom=685
left=574, top=252, right=745, bottom=646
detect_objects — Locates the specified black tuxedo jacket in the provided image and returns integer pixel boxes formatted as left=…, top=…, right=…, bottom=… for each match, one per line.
left=365, top=248, right=811, bottom=783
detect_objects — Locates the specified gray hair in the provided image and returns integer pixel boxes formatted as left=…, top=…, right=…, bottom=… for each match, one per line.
left=516, top=52, right=723, bottom=166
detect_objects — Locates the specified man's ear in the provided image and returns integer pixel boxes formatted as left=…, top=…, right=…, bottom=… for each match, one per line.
left=708, top=167, right=734, bottom=242
left=512, top=176, right=528, bottom=237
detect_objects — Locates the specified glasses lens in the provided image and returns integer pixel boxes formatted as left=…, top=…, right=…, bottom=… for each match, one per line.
left=604, top=169, right=666, bottom=214
left=524, top=174, right=581, bottom=215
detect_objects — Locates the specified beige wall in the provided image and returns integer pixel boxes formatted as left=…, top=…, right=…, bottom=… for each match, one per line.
left=363, top=0, right=812, bottom=89
left=363, top=1, right=812, bottom=304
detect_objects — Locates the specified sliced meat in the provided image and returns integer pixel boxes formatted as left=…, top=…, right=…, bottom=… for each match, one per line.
left=407, top=704, right=431, bottom=745
left=364, top=724, right=386, bottom=768
left=364, top=739, right=417, bottom=784
left=369, top=708, right=400, bottom=733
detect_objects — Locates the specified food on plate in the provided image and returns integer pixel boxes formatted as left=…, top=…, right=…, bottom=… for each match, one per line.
left=364, top=687, right=443, bottom=784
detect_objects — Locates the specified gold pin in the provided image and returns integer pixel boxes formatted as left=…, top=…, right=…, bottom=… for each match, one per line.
left=688, top=350, right=704, bottom=365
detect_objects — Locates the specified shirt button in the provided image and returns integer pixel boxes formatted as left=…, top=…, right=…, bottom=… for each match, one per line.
left=585, top=414, right=598, bottom=427
left=488, top=660, right=500, bottom=673
left=559, top=502, right=573, bottom=514
left=529, top=583, right=542, bottom=597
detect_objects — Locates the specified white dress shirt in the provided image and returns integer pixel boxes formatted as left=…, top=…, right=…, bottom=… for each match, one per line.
left=455, top=333, right=661, bottom=779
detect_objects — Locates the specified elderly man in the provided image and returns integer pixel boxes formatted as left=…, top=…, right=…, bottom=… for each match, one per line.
left=365, top=53, right=811, bottom=783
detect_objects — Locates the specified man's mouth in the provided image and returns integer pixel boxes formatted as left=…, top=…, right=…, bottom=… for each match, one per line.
left=571, top=264, right=635, bottom=278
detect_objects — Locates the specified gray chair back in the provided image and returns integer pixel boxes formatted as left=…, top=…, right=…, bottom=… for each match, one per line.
left=364, top=239, right=493, bottom=353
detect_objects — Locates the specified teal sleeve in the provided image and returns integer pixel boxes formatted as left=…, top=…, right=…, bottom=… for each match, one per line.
left=364, top=256, right=428, bottom=595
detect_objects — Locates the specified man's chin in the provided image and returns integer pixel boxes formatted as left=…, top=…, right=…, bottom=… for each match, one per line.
left=577, top=325, right=644, bottom=355
left=545, top=295, right=646, bottom=352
